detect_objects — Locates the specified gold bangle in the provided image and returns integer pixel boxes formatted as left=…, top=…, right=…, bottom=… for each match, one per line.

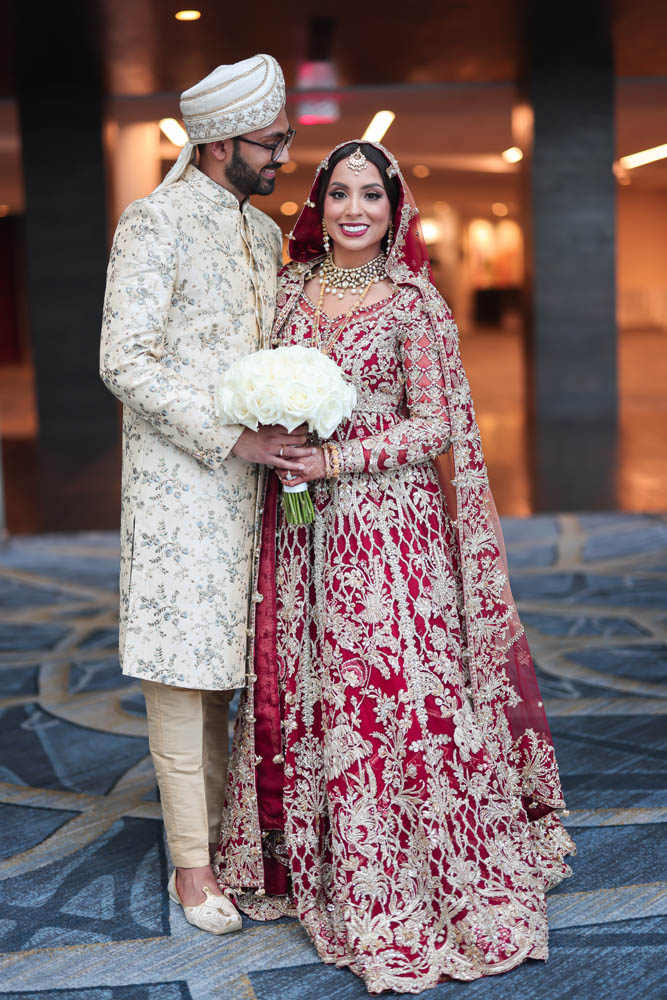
left=327, top=443, right=341, bottom=479
left=322, top=444, right=331, bottom=479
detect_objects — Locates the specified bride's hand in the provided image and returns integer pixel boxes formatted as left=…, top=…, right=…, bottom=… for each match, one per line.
left=278, top=447, right=326, bottom=486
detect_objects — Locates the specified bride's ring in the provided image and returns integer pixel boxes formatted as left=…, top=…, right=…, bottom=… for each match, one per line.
left=279, top=446, right=284, bottom=458
left=286, top=471, right=293, bottom=481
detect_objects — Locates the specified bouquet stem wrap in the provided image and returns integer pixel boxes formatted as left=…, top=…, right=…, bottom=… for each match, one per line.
left=215, top=346, right=357, bottom=525
left=282, top=480, right=315, bottom=524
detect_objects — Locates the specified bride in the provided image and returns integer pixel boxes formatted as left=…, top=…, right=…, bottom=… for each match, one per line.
left=218, top=141, right=575, bottom=994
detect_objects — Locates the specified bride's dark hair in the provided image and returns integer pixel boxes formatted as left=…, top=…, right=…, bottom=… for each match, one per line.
left=317, top=142, right=401, bottom=223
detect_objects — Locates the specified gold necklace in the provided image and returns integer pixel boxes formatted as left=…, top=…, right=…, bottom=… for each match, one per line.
left=313, top=268, right=376, bottom=354
left=318, top=251, right=387, bottom=300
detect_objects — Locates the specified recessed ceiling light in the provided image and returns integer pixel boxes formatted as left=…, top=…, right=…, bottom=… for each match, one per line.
left=281, top=161, right=298, bottom=174
left=280, top=201, right=299, bottom=216
left=492, top=202, right=508, bottom=217
left=361, top=111, right=395, bottom=143
left=412, top=164, right=430, bottom=179
left=175, top=10, right=201, bottom=21
left=501, top=146, right=523, bottom=164
left=159, top=118, right=188, bottom=146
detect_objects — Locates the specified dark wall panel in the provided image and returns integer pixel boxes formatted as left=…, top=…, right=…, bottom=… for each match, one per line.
left=15, top=2, right=119, bottom=529
left=523, top=0, right=617, bottom=509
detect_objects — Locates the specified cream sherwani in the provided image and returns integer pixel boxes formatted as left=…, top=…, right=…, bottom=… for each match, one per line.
left=101, top=164, right=282, bottom=691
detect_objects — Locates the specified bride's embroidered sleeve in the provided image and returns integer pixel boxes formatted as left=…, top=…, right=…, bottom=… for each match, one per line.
left=336, top=291, right=451, bottom=475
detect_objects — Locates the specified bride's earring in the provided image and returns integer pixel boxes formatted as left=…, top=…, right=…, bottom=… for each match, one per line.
left=322, top=219, right=331, bottom=254
left=385, top=221, right=394, bottom=250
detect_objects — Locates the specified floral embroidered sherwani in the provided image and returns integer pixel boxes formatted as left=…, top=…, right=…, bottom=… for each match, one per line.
left=100, top=164, right=282, bottom=689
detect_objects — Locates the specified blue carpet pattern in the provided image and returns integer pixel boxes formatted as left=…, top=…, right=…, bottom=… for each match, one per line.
left=0, top=516, right=665, bottom=999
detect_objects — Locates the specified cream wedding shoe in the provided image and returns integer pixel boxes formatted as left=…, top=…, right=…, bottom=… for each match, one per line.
left=167, top=871, right=242, bottom=934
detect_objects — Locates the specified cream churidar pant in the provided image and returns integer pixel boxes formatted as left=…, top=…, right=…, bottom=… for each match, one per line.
left=141, top=680, right=233, bottom=869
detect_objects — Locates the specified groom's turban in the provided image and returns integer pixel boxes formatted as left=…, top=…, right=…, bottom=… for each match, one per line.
left=156, top=54, right=286, bottom=190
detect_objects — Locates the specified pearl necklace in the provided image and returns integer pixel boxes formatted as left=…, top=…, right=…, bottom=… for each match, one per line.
left=318, top=251, right=387, bottom=300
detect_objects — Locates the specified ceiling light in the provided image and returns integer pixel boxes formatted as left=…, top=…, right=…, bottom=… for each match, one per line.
left=0, top=204, right=9, bottom=217
left=280, top=201, right=299, bottom=216
left=281, top=161, right=297, bottom=174
left=412, top=164, right=430, bottom=179
left=501, top=146, right=523, bottom=164
left=175, top=10, right=201, bottom=20
left=420, top=219, right=440, bottom=244
left=619, top=143, right=667, bottom=170
left=159, top=118, right=188, bottom=147
left=492, top=202, right=508, bottom=217
left=434, top=200, right=450, bottom=212
left=361, top=111, right=395, bottom=143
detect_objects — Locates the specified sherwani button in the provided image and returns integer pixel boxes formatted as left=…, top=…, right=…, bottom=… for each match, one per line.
left=272, top=753, right=284, bottom=764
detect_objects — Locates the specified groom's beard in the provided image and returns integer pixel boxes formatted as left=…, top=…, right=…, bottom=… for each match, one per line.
left=225, top=142, right=280, bottom=197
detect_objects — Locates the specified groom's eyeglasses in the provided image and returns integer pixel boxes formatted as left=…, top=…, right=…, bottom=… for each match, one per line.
left=236, top=129, right=296, bottom=161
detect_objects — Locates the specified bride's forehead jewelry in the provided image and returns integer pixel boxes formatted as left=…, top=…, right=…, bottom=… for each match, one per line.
left=346, top=146, right=368, bottom=175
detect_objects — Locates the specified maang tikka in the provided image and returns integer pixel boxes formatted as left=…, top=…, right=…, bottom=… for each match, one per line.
left=346, top=146, right=368, bottom=175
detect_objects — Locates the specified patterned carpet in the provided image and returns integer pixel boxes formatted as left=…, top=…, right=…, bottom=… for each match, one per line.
left=0, top=514, right=665, bottom=999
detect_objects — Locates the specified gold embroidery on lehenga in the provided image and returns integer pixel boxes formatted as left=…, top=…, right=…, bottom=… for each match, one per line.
left=220, top=135, right=575, bottom=989
left=218, top=265, right=575, bottom=994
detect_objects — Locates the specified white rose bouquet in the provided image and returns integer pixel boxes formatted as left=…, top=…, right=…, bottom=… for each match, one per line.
left=215, top=345, right=357, bottom=524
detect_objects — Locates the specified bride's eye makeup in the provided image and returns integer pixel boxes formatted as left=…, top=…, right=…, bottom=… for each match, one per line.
left=327, top=187, right=385, bottom=201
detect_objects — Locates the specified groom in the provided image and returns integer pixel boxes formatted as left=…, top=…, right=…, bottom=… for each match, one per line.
left=100, top=55, right=310, bottom=933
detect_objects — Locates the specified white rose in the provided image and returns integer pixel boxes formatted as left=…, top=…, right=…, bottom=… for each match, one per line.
left=308, top=367, right=331, bottom=395
left=342, top=380, right=358, bottom=412
left=268, top=355, right=296, bottom=390
left=281, top=380, right=319, bottom=430
left=230, top=389, right=257, bottom=429
left=216, top=345, right=357, bottom=436
left=311, top=394, right=347, bottom=439
left=252, top=384, right=283, bottom=426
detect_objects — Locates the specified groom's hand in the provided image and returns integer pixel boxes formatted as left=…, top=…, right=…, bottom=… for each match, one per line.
left=231, top=424, right=314, bottom=472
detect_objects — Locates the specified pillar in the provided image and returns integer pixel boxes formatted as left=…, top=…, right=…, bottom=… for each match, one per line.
left=520, top=0, right=617, bottom=510
left=16, top=1, right=119, bottom=529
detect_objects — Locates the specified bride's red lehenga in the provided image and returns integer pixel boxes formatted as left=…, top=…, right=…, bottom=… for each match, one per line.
left=218, top=143, right=575, bottom=994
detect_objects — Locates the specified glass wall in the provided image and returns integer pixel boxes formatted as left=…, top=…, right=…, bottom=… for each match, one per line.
left=615, top=81, right=667, bottom=512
